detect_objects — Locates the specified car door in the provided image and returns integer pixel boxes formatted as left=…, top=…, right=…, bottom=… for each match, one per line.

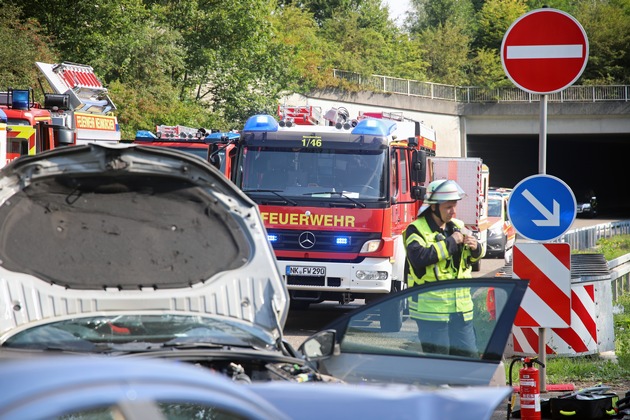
left=301, top=278, right=528, bottom=387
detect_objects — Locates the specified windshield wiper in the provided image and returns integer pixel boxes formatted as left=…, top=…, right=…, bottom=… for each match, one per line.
left=303, top=191, right=366, bottom=208
left=161, top=341, right=261, bottom=351
left=242, top=189, right=297, bottom=206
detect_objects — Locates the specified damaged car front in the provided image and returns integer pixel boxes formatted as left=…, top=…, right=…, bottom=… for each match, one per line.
left=0, top=143, right=327, bottom=383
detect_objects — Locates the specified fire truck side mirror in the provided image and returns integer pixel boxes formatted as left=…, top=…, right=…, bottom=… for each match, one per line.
left=410, top=150, right=426, bottom=183
left=411, top=186, right=426, bottom=200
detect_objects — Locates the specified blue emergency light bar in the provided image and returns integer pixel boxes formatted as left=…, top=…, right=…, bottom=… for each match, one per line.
left=351, top=118, right=396, bottom=137
left=267, top=234, right=278, bottom=243
left=135, top=130, right=158, bottom=140
left=243, top=115, right=279, bottom=132
left=206, top=132, right=240, bottom=142
left=11, top=89, right=30, bottom=110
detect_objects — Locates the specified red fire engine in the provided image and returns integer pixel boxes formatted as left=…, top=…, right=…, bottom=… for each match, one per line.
left=232, top=106, right=435, bottom=328
left=0, top=88, right=67, bottom=167
left=36, top=61, right=120, bottom=145
left=134, top=126, right=239, bottom=177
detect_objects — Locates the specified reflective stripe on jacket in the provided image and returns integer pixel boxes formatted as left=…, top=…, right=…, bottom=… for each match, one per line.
left=403, top=216, right=484, bottom=322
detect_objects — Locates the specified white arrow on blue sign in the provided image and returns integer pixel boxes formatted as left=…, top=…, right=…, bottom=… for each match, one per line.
left=507, top=174, right=576, bottom=242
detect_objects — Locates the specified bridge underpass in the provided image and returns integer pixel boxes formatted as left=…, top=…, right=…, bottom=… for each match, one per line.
left=467, top=133, right=630, bottom=215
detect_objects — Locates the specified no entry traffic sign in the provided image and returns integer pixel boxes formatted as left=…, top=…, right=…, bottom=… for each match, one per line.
left=501, top=8, right=589, bottom=94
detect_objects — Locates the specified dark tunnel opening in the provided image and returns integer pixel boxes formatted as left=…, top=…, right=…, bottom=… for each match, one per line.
left=467, top=134, right=630, bottom=217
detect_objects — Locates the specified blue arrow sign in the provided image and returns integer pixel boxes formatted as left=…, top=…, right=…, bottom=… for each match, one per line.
left=507, top=174, right=576, bottom=242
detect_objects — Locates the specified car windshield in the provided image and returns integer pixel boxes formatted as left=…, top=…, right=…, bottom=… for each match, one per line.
left=488, top=199, right=502, bottom=217
left=240, top=147, right=387, bottom=200
left=2, top=314, right=277, bottom=352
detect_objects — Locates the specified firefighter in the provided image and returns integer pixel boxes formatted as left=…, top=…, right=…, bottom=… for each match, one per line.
left=403, top=179, right=485, bottom=356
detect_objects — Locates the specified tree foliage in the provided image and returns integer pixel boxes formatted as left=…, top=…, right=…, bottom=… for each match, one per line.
left=1, top=0, right=628, bottom=137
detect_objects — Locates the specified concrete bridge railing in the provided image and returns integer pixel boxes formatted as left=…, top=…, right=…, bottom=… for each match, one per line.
left=333, top=69, right=630, bottom=104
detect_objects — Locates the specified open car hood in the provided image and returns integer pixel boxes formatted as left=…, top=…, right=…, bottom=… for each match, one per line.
left=0, top=144, right=288, bottom=338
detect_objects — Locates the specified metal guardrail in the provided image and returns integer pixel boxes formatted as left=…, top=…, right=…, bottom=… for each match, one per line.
left=557, top=221, right=630, bottom=302
left=556, top=221, right=630, bottom=250
left=332, top=69, right=630, bottom=103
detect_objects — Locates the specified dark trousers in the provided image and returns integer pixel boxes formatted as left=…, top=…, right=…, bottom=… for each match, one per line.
left=415, top=313, right=478, bottom=357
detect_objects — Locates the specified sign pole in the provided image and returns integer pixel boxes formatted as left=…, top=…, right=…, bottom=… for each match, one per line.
left=502, top=7, right=587, bottom=395
left=539, top=95, right=547, bottom=175
left=539, top=94, right=548, bottom=392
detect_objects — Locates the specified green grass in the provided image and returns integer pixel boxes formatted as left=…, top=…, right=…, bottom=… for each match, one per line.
left=509, top=236, right=630, bottom=386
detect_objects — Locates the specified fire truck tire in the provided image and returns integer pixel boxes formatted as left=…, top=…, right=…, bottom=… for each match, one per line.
left=380, top=300, right=403, bottom=332
left=379, top=281, right=405, bottom=332
left=289, top=299, right=311, bottom=310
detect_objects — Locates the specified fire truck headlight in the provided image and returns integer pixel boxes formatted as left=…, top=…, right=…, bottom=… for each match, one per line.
left=360, top=240, right=382, bottom=253
left=356, top=270, right=388, bottom=280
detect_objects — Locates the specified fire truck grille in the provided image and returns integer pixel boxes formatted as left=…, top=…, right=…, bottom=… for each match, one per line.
left=286, top=276, right=342, bottom=287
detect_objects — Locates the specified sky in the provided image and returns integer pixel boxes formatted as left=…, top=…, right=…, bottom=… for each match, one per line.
left=383, top=0, right=411, bottom=27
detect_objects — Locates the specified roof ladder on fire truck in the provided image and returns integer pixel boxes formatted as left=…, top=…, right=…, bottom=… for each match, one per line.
left=358, top=111, right=405, bottom=121
left=277, top=105, right=322, bottom=126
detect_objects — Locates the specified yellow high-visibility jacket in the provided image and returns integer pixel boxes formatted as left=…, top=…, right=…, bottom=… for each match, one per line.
left=403, top=216, right=485, bottom=322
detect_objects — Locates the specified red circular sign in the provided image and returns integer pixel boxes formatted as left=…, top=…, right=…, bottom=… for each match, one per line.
left=501, top=9, right=589, bottom=94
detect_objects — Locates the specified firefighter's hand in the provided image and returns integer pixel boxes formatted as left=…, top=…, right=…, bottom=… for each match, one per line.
left=452, top=231, right=465, bottom=244
left=464, top=235, right=478, bottom=251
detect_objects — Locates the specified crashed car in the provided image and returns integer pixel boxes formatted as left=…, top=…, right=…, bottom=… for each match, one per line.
left=0, top=143, right=325, bottom=383
left=0, top=144, right=528, bottom=397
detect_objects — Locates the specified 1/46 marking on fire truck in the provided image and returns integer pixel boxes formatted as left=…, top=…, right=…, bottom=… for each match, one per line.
left=302, top=136, right=322, bottom=148
left=286, top=266, right=326, bottom=277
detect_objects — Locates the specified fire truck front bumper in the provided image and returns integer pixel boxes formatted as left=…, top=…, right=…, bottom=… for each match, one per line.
left=279, top=258, right=393, bottom=294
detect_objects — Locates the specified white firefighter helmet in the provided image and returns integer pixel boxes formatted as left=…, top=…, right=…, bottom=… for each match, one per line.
left=418, top=179, right=467, bottom=215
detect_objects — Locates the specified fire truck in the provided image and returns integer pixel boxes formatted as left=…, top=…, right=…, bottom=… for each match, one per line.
left=0, top=88, right=65, bottom=167
left=425, top=156, right=491, bottom=271
left=232, top=106, right=435, bottom=326
left=134, top=126, right=239, bottom=177
left=35, top=61, right=120, bottom=145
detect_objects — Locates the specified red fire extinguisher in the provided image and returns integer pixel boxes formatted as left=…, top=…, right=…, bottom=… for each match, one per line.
left=507, top=356, right=545, bottom=419
left=519, top=357, right=545, bottom=420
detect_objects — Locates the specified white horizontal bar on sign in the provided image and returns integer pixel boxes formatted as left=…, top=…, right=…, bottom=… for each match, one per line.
left=506, top=44, right=583, bottom=59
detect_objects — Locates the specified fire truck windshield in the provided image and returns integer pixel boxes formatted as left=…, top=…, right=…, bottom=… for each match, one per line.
left=239, top=147, right=386, bottom=201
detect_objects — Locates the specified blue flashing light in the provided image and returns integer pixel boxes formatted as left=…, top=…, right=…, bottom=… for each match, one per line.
left=11, top=89, right=30, bottom=110
left=0, top=109, right=7, bottom=123
left=206, top=132, right=240, bottom=142
left=135, top=130, right=158, bottom=140
left=243, top=114, right=279, bottom=132
left=268, top=234, right=279, bottom=243
left=351, top=118, right=396, bottom=137
left=334, top=236, right=351, bottom=246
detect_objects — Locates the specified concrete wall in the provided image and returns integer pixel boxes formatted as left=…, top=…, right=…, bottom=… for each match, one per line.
left=283, top=89, right=630, bottom=158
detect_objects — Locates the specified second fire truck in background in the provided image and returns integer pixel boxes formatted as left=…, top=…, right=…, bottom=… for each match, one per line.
left=36, top=61, right=120, bottom=145
left=134, top=126, right=239, bottom=177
